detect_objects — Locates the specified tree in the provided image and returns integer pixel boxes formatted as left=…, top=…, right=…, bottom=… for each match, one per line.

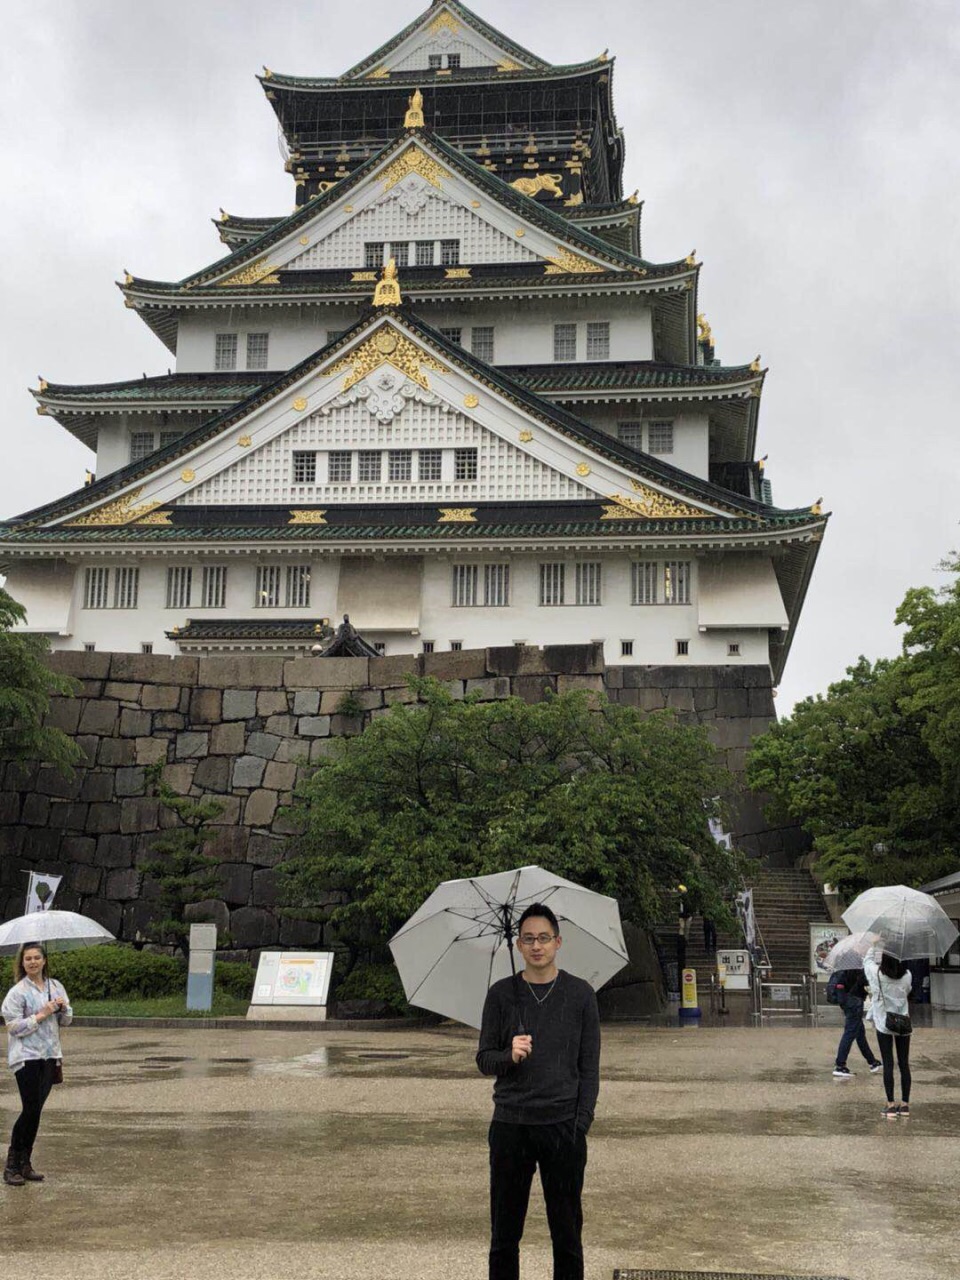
left=0, top=587, right=81, bottom=774
left=279, top=680, right=740, bottom=975
left=140, top=765, right=226, bottom=953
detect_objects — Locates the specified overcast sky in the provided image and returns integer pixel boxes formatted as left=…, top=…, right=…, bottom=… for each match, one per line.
left=2, top=0, right=958, bottom=714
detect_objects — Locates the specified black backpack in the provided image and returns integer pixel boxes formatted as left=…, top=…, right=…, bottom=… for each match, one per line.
left=826, top=970, right=847, bottom=1005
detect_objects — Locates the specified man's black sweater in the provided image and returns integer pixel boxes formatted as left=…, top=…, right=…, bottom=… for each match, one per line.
left=476, top=970, right=601, bottom=1133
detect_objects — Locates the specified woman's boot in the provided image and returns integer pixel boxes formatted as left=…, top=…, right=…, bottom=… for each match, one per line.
left=3, top=1147, right=24, bottom=1186
left=19, top=1149, right=43, bottom=1182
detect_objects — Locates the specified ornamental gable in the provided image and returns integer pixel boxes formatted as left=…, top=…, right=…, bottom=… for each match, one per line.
left=351, top=6, right=536, bottom=79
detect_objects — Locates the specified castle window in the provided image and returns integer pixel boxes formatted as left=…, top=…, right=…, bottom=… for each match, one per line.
left=130, top=432, right=155, bottom=463
left=292, top=452, right=317, bottom=484
left=586, top=322, right=610, bottom=360
left=285, top=564, right=311, bottom=608
left=631, top=562, right=658, bottom=606
left=553, top=324, right=577, bottom=362
left=165, top=566, right=192, bottom=609
left=452, top=564, right=479, bottom=607
left=418, top=449, right=442, bottom=481
left=428, top=54, right=442, bottom=69
left=246, top=332, right=269, bottom=370
left=358, top=450, right=382, bottom=482
left=388, top=450, right=412, bottom=482
left=364, top=241, right=385, bottom=269
left=648, top=421, right=674, bottom=454
left=450, top=640, right=463, bottom=651
left=663, top=560, right=691, bottom=605
left=201, top=566, right=228, bottom=609
left=621, top=640, right=634, bottom=657
left=484, top=563, right=510, bottom=607
left=83, top=642, right=96, bottom=653
left=575, top=562, right=602, bottom=606
left=328, top=450, right=352, bottom=482
left=114, top=567, right=140, bottom=610
left=539, top=562, right=565, bottom=606
left=422, top=641, right=435, bottom=653
left=676, top=639, right=689, bottom=656
left=439, top=328, right=463, bottom=346
left=215, top=333, right=238, bottom=371
left=374, top=642, right=386, bottom=655
left=415, top=240, right=435, bottom=267
left=388, top=242, right=410, bottom=268
left=83, top=567, right=110, bottom=610
left=141, top=643, right=153, bottom=654
left=618, top=422, right=642, bottom=450
left=255, top=565, right=282, bottom=608
left=159, top=431, right=181, bottom=449
left=728, top=642, right=741, bottom=657
left=447, top=54, right=461, bottom=69
left=471, top=326, right=495, bottom=361
left=440, top=239, right=460, bottom=265
left=454, top=448, right=477, bottom=481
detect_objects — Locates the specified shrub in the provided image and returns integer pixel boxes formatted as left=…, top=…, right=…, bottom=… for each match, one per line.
left=0, top=947, right=255, bottom=1003
left=215, top=960, right=255, bottom=999
left=334, top=962, right=410, bottom=1015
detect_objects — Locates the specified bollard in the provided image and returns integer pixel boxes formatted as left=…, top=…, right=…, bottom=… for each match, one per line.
left=679, top=967, right=701, bottom=1023
left=186, top=922, right=217, bottom=1011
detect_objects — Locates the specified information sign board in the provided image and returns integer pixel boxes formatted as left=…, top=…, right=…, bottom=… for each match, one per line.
left=809, top=923, right=850, bottom=982
left=250, top=951, right=335, bottom=1007
left=716, top=948, right=750, bottom=991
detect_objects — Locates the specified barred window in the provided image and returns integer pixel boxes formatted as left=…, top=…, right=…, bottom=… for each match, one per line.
left=631, top=562, right=658, bottom=606
left=246, top=332, right=269, bottom=370
left=83, top=642, right=96, bottom=653
left=374, top=642, right=386, bottom=655
left=428, top=54, right=442, bottom=69
left=165, top=566, right=192, bottom=609
left=575, top=562, right=602, bottom=605
left=130, top=432, right=155, bottom=463
left=439, top=327, right=462, bottom=346
left=471, top=326, right=495, bottom=361
left=418, top=449, right=442, bottom=482
left=676, top=639, right=689, bottom=656
left=114, top=567, right=139, bottom=610
left=452, top=564, right=479, bottom=607
left=388, top=450, right=412, bottom=482
left=214, top=333, right=237, bottom=371
left=553, top=323, right=577, bottom=361
left=664, top=560, right=691, bottom=605
left=159, top=430, right=181, bottom=449
left=648, top=420, right=674, bottom=454
left=422, top=640, right=435, bottom=653
left=201, top=565, right=228, bottom=609
left=328, top=450, right=352, bottom=482
left=388, top=242, right=410, bottom=269
left=415, top=240, right=435, bottom=267
left=447, top=54, right=461, bottom=68
left=586, top=321, right=610, bottom=360
left=83, top=567, right=110, bottom=610
left=728, top=642, right=741, bottom=656
left=621, top=640, right=634, bottom=657
left=454, top=448, right=477, bottom=481
left=285, top=563, right=311, bottom=608
left=141, top=643, right=153, bottom=654
left=358, top=450, right=382, bottom=482
left=256, top=565, right=282, bottom=608
left=292, top=451, right=317, bottom=484
left=450, top=640, right=463, bottom=651
left=484, top=563, right=510, bottom=607
left=440, top=239, right=460, bottom=265
left=618, top=422, right=643, bottom=450
left=539, top=562, right=565, bottom=606
left=364, top=241, right=385, bottom=269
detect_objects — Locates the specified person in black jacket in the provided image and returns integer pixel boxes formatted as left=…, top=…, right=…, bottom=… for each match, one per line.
left=832, top=967, right=882, bottom=1079
left=476, top=903, right=601, bottom=1280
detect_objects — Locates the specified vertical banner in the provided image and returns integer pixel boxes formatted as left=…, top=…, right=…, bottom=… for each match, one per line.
left=25, top=872, right=62, bottom=914
left=735, top=888, right=757, bottom=957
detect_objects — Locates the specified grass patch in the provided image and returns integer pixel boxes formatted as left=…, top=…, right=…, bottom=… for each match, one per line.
left=71, top=992, right=250, bottom=1019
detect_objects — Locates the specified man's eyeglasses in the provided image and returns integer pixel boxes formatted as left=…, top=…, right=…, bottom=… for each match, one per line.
left=519, top=933, right=557, bottom=946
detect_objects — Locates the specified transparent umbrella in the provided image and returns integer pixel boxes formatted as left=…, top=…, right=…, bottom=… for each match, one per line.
left=825, top=931, right=882, bottom=971
left=842, top=885, right=958, bottom=961
left=0, top=910, right=116, bottom=955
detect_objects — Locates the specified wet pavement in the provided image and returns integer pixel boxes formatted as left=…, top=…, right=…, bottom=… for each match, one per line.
left=1, top=1023, right=957, bottom=1280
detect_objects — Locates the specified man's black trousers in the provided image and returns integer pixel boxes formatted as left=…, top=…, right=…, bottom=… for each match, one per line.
left=488, top=1119, right=587, bottom=1280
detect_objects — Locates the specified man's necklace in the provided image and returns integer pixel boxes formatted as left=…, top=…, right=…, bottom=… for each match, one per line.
left=526, top=973, right=560, bottom=1006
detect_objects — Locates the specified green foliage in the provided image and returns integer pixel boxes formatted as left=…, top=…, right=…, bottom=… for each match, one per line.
left=336, top=691, right=365, bottom=718
left=747, top=558, right=960, bottom=896
left=335, top=962, right=411, bottom=1014
left=0, top=586, right=81, bottom=774
left=279, top=679, right=739, bottom=968
left=140, top=765, right=226, bottom=953
left=0, top=946, right=253, bottom=1002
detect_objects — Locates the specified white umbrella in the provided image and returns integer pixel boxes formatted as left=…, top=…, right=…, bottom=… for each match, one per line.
left=825, top=931, right=882, bottom=971
left=842, top=885, right=959, bottom=961
left=388, top=865, right=628, bottom=1030
left=0, top=909, right=116, bottom=955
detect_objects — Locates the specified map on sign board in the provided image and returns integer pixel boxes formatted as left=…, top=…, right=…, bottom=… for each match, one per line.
left=250, top=951, right=335, bottom=1006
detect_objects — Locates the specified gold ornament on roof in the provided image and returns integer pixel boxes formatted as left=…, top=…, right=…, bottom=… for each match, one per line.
left=238, top=435, right=252, bottom=448
left=292, top=397, right=308, bottom=412
left=510, top=173, right=563, bottom=198
left=445, top=267, right=471, bottom=278
left=382, top=146, right=449, bottom=192
left=627, top=190, right=640, bottom=205
left=262, top=66, right=274, bottom=79
left=519, top=429, right=533, bottom=443
left=497, top=58, right=522, bottom=72
left=37, top=376, right=48, bottom=392
left=136, top=509, right=173, bottom=526
left=289, top=509, right=328, bottom=525
left=123, top=270, right=134, bottom=285
left=65, top=486, right=162, bottom=527
left=181, top=469, right=196, bottom=483
left=544, top=247, right=604, bottom=275
left=576, top=463, right=591, bottom=477
left=428, top=11, right=461, bottom=35
left=372, top=258, right=402, bottom=307
left=685, top=250, right=697, bottom=266
left=366, top=67, right=390, bottom=79
left=438, top=508, right=477, bottom=523
left=404, top=88, right=425, bottom=129
left=218, top=209, right=229, bottom=222
left=697, top=314, right=713, bottom=344
left=217, top=258, right=280, bottom=287
left=750, top=355, right=762, bottom=372
left=329, top=326, right=444, bottom=392
left=464, top=394, right=479, bottom=408
left=564, top=191, right=584, bottom=207
left=352, top=271, right=377, bottom=282
left=599, top=483, right=709, bottom=520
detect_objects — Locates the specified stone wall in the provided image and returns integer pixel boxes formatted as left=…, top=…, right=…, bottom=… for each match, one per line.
left=0, top=646, right=799, bottom=952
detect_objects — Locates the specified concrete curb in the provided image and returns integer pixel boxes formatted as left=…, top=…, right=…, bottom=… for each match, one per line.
left=71, top=1015, right=438, bottom=1031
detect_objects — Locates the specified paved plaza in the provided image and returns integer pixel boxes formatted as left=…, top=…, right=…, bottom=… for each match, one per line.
left=0, top=1021, right=956, bottom=1280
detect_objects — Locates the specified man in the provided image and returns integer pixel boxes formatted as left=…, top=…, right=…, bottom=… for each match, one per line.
left=476, top=903, right=601, bottom=1280
left=833, top=967, right=882, bottom=1079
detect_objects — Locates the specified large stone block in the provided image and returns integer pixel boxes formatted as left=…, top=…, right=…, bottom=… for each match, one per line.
left=109, top=653, right=198, bottom=684
left=292, top=689, right=320, bottom=716
left=44, top=697, right=82, bottom=734
left=35, top=767, right=82, bottom=800
left=251, top=868, right=279, bottom=908
left=216, top=862, right=253, bottom=905
left=264, top=714, right=297, bottom=737
left=283, top=656, right=368, bottom=689
left=119, top=708, right=152, bottom=738
left=68, top=863, right=102, bottom=896
left=229, top=906, right=279, bottom=949
left=257, top=690, right=289, bottom=717
left=21, top=794, right=51, bottom=826
left=184, top=899, right=229, bottom=935
left=175, top=731, right=209, bottom=759
left=82, top=897, right=123, bottom=935
left=75, top=736, right=99, bottom=766
left=384, top=685, right=417, bottom=705
left=263, top=761, right=298, bottom=792
left=115, top=766, right=146, bottom=797
left=329, top=713, right=363, bottom=736
left=245, top=788, right=279, bottom=827
left=557, top=674, right=605, bottom=696
left=79, top=771, right=114, bottom=803
left=5, top=762, right=38, bottom=790
left=208, top=795, right=242, bottom=826
left=542, top=643, right=605, bottom=675
left=46, top=650, right=111, bottom=679
left=512, top=675, right=558, bottom=705
left=279, top=916, right=323, bottom=948
left=464, top=676, right=512, bottom=701
left=748, top=687, right=776, bottom=718
left=247, top=832, right=287, bottom=867
left=105, top=868, right=142, bottom=901
left=204, top=824, right=249, bottom=863
left=123, top=899, right=161, bottom=942
left=50, top=801, right=88, bottom=832
left=485, top=645, right=547, bottom=677
left=60, top=836, right=97, bottom=866
left=246, top=732, right=281, bottom=760
left=154, top=712, right=186, bottom=731
left=297, top=715, right=331, bottom=738
left=76, top=679, right=105, bottom=698
left=87, top=803, right=120, bottom=835
left=199, top=656, right=285, bottom=690
left=141, top=684, right=182, bottom=711
left=79, top=699, right=120, bottom=736
left=95, top=834, right=135, bottom=868
left=232, top=756, right=266, bottom=788
left=664, top=688, right=695, bottom=712
left=192, top=756, right=230, bottom=792
left=309, top=739, right=341, bottom=763
left=206, top=721, right=243, bottom=756
left=189, top=687, right=222, bottom=725
left=374, top=654, right=422, bottom=683
left=135, top=737, right=168, bottom=766
left=20, top=828, right=62, bottom=862
left=693, top=687, right=718, bottom=713
left=119, top=797, right=160, bottom=834
left=104, top=681, right=144, bottom=704
left=0, top=792, right=21, bottom=824
left=716, top=688, right=751, bottom=718
left=422, top=649, right=488, bottom=680
left=274, top=738, right=310, bottom=764
left=222, top=689, right=258, bottom=720
left=98, top=738, right=136, bottom=767
left=159, top=762, right=196, bottom=793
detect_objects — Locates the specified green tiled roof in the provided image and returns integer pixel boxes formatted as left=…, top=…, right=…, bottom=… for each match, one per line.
left=264, top=59, right=606, bottom=90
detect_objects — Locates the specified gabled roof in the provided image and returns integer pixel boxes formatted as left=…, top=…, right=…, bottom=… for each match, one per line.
left=10, top=308, right=793, bottom=530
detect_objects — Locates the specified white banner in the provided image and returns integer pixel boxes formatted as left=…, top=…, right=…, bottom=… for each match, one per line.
left=735, top=888, right=757, bottom=955
left=25, top=872, right=63, bottom=914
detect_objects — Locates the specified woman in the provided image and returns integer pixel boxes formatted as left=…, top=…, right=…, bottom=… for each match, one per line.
left=865, top=948, right=912, bottom=1119
left=2, top=941, right=72, bottom=1186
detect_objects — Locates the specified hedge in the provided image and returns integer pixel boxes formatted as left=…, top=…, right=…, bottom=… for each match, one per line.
left=0, top=947, right=254, bottom=1002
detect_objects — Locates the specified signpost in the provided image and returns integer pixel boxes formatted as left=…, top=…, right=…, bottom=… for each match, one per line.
left=247, top=951, right=335, bottom=1021
left=716, top=948, right=751, bottom=991
left=186, top=923, right=217, bottom=1012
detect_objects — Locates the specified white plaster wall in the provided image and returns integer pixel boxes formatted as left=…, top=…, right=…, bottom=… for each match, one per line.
left=573, top=406, right=711, bottom=480
left=176, top=308, right=349, bottom=374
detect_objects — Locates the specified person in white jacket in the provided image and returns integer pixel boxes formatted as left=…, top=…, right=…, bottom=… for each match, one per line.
left=864, top=949, right=912, bottom=1119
